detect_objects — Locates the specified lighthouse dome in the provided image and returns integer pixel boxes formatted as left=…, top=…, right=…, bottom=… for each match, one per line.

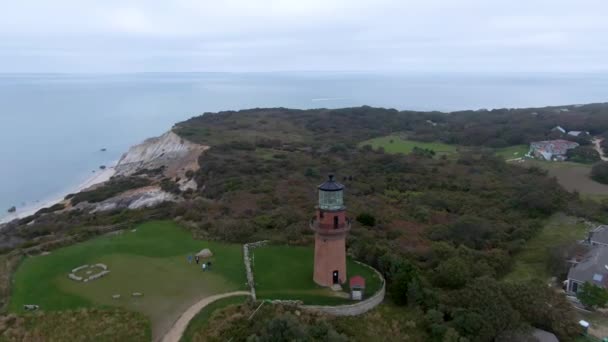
left=318, top=174, right=344, bottom=191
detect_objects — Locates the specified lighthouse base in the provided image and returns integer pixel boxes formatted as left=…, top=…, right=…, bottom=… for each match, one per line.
left=313, top=235, right=347, bottom=287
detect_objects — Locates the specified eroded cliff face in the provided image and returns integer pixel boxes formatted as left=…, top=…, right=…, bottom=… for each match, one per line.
left=115, top=131, right=208, bottom=178
left=0, top=131, right=208, bottom=229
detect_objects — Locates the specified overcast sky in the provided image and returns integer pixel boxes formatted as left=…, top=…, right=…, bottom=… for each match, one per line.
left=1, top=0, right=607, bottom=73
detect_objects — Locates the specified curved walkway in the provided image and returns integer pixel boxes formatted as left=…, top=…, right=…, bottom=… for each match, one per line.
left=161, top=291, right=251, bottom=342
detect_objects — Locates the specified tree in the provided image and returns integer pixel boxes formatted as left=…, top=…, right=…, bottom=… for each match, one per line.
left=389, top=264, right=419, bottom=305
left=502, top=280, right=580, bottom=340
left=591, top=162, right=608, bottom=184
left=356, top=212, right=376, bottom=227
left=433, top=257, right=470, bottom=289
left=448, top=277, right=520, bottom=341
left=304, top=167, right=319, bottom=178
left=578, top=282, right=608, bottom=309
left=248, top=314, right=305, bottom=341
left=566, top=146, right=600, bottom=164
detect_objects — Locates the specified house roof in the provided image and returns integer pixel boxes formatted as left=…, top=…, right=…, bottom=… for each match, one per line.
left=568, top=246, right=608, bottom=288
left=590, top=225, right=608, bottom=245
left=552, top=126, right=566, bottom=133
left=568, top=131, right=585, bottom=137
left=530, top=139, right=579, bottom=159
left=349, top=275, right=366, bottom=288
left=532, top=329, right=559, bottom=342
left=318, top=174, right=344, bottom=192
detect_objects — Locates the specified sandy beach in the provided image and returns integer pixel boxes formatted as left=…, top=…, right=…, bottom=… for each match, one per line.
left=0, top=162, right=117, bottom=225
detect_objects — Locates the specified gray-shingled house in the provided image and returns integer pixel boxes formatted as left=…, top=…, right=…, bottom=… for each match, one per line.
left=588, top=225, right=608, bottom=247
left=566, top=246, right=608, bottom=294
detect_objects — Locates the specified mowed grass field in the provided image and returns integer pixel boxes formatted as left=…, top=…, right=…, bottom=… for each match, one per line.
left=495, top=145, right=529, bottom=159
left=359, top=135, right=458, bottom=156
left=505, top=213, right=588, bottom=282
left=523, top=160, right=608, bottom=200
left=253, top=245, right=382, bottom=305
left=9, top=220, right=246, bottom=339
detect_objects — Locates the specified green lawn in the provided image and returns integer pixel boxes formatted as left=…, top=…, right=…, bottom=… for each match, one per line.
left=181, top=295, right=249, bottom=342
left=505, top=213, right=588, bottom=282
left=9, top=220, right=246, bottom=339
left=252, top=245, right=383, bottom=305
left=359, top=135, right=458, bottom=156
left=495, top=145, right=529, bottom=159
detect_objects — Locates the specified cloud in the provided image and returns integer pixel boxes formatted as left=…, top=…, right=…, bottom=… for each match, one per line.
left=105, top=7, right=153, bottom=34
left=0, top=0, right=607, bottom=72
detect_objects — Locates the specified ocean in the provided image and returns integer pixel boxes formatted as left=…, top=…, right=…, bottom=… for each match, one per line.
left=1, top=71, right=608, bottom=221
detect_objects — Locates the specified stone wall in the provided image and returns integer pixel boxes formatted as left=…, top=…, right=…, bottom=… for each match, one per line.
left=301, top=261, right=385, bottom=316
left=244, top=242, right=385, bottom=317
left=243, top=240, right=269, bottom=301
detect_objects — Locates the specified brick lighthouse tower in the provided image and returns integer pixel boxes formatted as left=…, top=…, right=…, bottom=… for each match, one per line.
left=311, top=175, right=351, bottom=287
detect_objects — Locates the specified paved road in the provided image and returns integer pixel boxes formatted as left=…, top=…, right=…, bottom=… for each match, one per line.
left=593, top=138, right=608, bottom=161
left=161, top=291, right=251, bottom=342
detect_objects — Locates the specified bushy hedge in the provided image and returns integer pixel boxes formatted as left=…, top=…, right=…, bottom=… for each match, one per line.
left=69, top=177, right=151, bottom=205
left=591, top=161, right=608, bottom=184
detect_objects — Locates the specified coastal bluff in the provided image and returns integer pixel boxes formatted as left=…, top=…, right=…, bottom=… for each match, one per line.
left=115, top=131, right=208, bottom=179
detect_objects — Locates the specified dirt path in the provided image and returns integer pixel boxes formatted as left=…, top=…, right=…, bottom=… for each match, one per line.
left=160, top=291, right=250, bottom=342
left=593, top=138, right=608, bottom=161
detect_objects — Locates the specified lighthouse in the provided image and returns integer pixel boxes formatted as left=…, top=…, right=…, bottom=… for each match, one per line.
left=311, top=175, right=350, bottom=287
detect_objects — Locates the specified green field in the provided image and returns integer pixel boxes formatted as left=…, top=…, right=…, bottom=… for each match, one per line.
left=522, top=160, right=608, bottom=201
left=252, top=245, right=383, bottom=305
left=359, top=135, right=458, bottom=156
left=495, top=145, right=529, bottom=159
left=9, top=220, right=246, bottom=339
left=181, top=295, right=249, bottom=342
left=505, top=213, right=588, bottom=282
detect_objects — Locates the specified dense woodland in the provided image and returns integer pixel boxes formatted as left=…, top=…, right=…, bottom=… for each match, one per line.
left=3, top=104, right=608, bottom=341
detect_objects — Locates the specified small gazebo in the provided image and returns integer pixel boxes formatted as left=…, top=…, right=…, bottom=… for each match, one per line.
left=349, top=275, right=366, bottom=300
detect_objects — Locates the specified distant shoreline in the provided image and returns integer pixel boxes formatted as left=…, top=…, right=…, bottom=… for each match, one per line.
left=0, top=161, right=117, bottom=225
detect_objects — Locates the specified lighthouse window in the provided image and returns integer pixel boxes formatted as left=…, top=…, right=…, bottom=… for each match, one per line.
left=318, top=190, right=344, bottom=210
left=334, top=216, right=339, bottom=229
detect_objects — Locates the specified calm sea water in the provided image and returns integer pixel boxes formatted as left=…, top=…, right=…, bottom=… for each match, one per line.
left=1, top=72, right=607, bottom=220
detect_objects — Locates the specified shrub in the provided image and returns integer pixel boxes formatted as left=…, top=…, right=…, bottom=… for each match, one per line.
left=591, top=162, right=608, bottom=184
left=70, top=177, right=151, bottom=205
left=566, top=146, right=600, bottom=163
left=356, top=213, right=376, bottom=227
left=160, top=178, right=181, bottom=194
left=35, top=203, right=66, bottom=215
left=578, top=282, right=608, bottom=309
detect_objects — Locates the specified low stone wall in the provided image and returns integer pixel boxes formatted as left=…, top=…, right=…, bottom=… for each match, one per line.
left=243, top=240, right=269, bottom=301
left=301, top=261, right=386, bottom=316
left=245, top=243, right=385, bottom=317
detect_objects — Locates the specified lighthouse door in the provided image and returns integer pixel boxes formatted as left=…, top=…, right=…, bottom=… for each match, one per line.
left=332, top=270, right=339, bottom=284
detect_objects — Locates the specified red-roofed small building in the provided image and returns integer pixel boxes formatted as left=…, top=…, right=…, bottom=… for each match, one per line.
left=350, top=275, right=366, bottom=300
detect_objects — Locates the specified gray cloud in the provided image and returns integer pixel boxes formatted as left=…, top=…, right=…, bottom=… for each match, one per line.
left=1, top=0, right=607, bottom=72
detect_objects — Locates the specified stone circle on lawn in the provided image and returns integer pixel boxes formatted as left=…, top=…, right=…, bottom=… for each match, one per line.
left=68, top=263, right=110, bottom=282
